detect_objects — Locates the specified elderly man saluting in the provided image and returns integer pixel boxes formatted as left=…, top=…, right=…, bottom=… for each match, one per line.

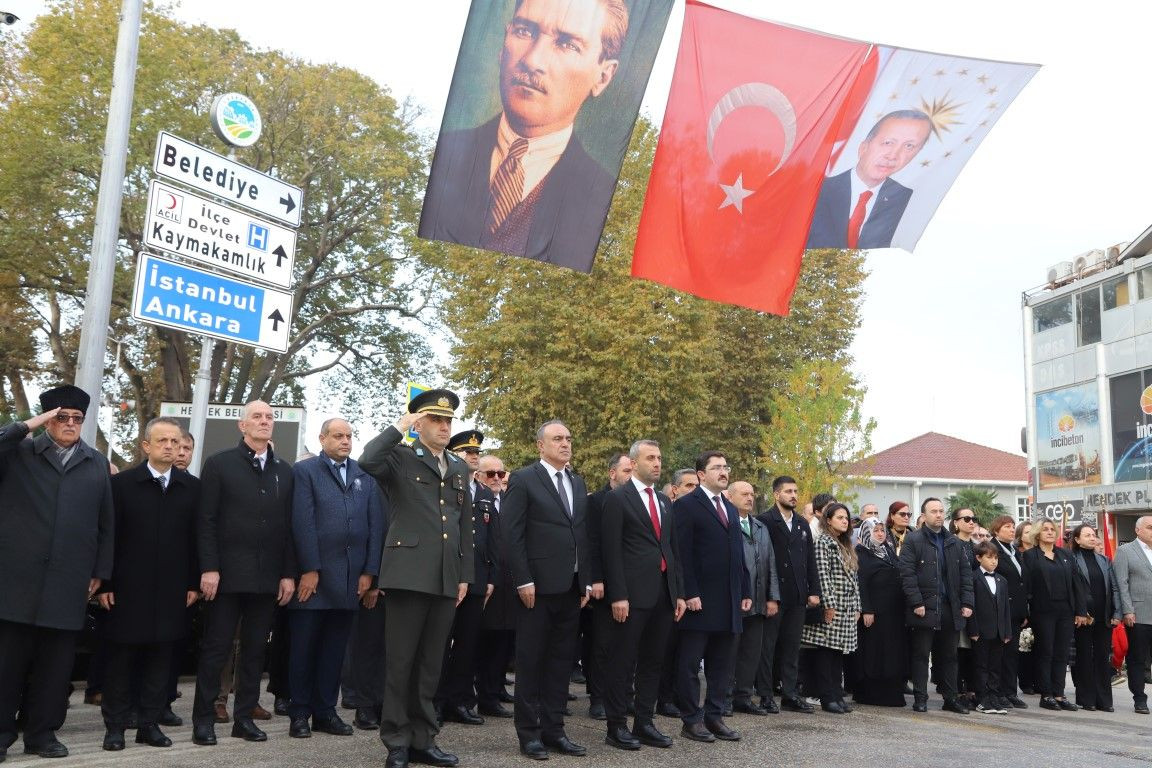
left=0, top=384, right=114, bottom=760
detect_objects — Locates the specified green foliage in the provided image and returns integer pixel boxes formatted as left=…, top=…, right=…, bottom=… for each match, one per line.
left=946, top=488, right=1006, bottom=529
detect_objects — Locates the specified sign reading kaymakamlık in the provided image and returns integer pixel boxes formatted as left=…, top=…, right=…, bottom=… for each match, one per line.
left=144, top=180, right=296, bottom=288
left=132, top=252, right=293, bottom=353
left=153, top=131, right=302, bottom=227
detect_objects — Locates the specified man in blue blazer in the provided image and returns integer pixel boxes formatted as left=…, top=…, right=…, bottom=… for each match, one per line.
left=674, top=451, right=750, bottom=744
left=287, top=418, right=385, bottom=739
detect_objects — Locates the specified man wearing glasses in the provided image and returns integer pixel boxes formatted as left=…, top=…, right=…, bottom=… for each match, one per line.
left=0, top=384, right=114, bottom=760
left=475, top=455, right=518, bottom=720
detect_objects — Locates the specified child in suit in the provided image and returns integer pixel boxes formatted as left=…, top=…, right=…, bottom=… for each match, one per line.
left=968, top=541, right=1013, bottom=714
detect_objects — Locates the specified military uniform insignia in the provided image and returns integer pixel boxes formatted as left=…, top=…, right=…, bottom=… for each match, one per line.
left=415, top=448, right=425, bottom=456
left=483, top=512, right=490, bottom=524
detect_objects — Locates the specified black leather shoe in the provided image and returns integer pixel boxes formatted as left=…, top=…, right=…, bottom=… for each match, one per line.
left=289, top=717, right=312, bottom=738
left=605, top=726, right=641, bottom=750
left=498, top=690, right=515, bottom=703
left=136, top=724, right=173, bottom=747
left=159, top=706, right=183, bottom=727
left=942, top=698, right=970, bottom=714
left=821, top=701, right=847, bottom=714
left=838, top=699, right=854, bottom=713
left=1057, top=698, right=1078, bottom=712
left=231, top=718, right=268, bottom=741
left=409, top=745, right=459, bottom=766
left=912, top=696, right=927, bottom=713
left=656, top=701, right=681, bottom=717
left=1039, top=697, right=1060, bottom=711
left=1100, top=705, right=1115, bottom=712
left=781, top=697, right=814, bottom=714
left=1007, top=696, right=1028, bottom=709
left=274, top=697, right=289, bottom=716
left=588, top=701, right=607, bottom=720
left=1137, top=703, right=1151, bottom=715
left=1080, top=703, right=1096, bottom=711
left=192, top=723, right=217, bottom=745
left=679, top=722, right=715, bottom=743
left=543, top=735, right=586, bottom=755
left=759, top=697, right=780, bottom=714
left=313, top=715, right=354, bottom=735
left=386, top=745, right=410, bottom=768
left=102, top=729, right=126, bottom=751
left=443, top=705, right=484, bottom=725
left=478, top=702, right=512, bottom=718
left=24, top=738, right=68, bottom=758
left=566, top=692, right=577, bottom=701
left=732, top=700, right=767, bottom=716
left=705, top=718, right=740, bottom=741
left=520, top=740, right=549, bottom=760
left=633, top=722, right=672, bottom=748
left=354, top=707, right=380, bottom=729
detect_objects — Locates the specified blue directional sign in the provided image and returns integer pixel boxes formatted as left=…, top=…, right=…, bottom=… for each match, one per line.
left=132, top=253, right=293, bottom=353
left=406, top=381, right=429, bottom=442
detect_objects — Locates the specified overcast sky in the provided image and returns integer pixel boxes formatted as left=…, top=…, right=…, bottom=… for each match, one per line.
left=9, top=0, right=1152, bottom=457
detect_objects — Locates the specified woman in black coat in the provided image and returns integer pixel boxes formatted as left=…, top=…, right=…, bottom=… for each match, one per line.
left=853, top=518, right=907, bottom=706
left=1069, top=524, right=1121, bottom=711
left=1021, top=520, right=1088, bottom=712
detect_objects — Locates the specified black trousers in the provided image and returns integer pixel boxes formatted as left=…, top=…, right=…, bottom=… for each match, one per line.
left=514, top=584, right=580, bottom=745
left=732, top=614, right=766, bottom=705
left=1031, top=609, right=1073, bottom=698
left=266, top=607, right=291, bottom=699
left=0, top=621, right=76, bottom=749
left=379, top=590, right=456, bottom=750
left=658, top=625, right=680, bottom=706
left=599, top=592, right=673, bottom=728
left=764, top=605, right=805, bottom=700
left=1073, top=621, right=1114, bottom=709
left=1127, top=623, right=1152, bottom=705
left=475, top=628, right=514, bottom=709
left=909, top=625, right=959, bottom=699
left=341, top=598, right=387, bottom=709
left=102, top=640, right=174, bottom=728
left=972, top=637, right=1006, bottom=703
left=435, top=593, right=485, bottom=709
left=676, top=629, right=736, bottom=724
left=999, top=628, right=1021, bottom=696
left=192, top=592, right=277, bottom=725
left=288, top=609, right=355, bottom=720
left=583, top=601, right=610, bottom=704
left=808, top=646, right=845, bottom=705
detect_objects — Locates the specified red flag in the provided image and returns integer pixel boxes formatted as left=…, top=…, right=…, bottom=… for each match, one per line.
left=631, top=1, right=873, bottom=314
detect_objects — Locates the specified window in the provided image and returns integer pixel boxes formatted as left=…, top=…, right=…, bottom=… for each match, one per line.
left=1077, top=288, right=1100, bottom=345
left=1139, top=266, right=1152, bottom=301
left=1016, top=496, right=1030, bottom=521
left=1103, top=275, right=1129, bottom=310
left=1033, top=296, right=1073, bottom=333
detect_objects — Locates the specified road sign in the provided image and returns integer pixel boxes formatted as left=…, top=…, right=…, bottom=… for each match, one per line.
left=152, top=131, right=302, bottom=227
left=132, top=252, right=293, bottom=353
left=144, top=180, right=296, bottom=288
left=160, top=401, right=305, bottom=462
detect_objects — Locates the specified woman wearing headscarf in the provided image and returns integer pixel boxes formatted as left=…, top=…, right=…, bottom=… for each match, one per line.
left=852, top=518, right=908, bottom=706
left=801, top=503, right=861, bottom=714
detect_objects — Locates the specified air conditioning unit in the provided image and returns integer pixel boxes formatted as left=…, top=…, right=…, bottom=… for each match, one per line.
left=1046, top=261, right=1073, bottom=285
left=1072, top=249, right=1107, bottom=276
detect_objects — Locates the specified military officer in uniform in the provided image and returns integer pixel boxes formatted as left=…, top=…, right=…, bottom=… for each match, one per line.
left=360, top=390, right=474, bottom=768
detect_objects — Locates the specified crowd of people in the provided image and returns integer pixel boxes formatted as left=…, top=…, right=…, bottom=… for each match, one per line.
left=2, top=384, right=1152, bottom=768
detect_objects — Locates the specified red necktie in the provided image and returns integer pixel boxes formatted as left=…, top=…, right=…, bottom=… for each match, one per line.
left=846, top=189, right=874, bottom=248
left=713, top=495, right=729, bottom=528
left=645, top=487, right=666, bottom=572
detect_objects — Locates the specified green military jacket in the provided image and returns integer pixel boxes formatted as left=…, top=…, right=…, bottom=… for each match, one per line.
left=359, top=425, right=474, bottom=598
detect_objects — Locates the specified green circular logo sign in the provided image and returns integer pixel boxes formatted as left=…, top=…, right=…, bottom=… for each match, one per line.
left=211, top=93, right=262, bottom=148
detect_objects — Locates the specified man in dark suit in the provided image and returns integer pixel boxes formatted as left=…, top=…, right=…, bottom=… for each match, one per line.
left=192, top=401, right=297, bottom=746
left=757, top=475, right=820, bottom=714
left=99, top=417, right=199, bottom=752
left=598, top=440, right=684, bottom=750
left=435, top=431, right=495, bottom=726
left=0, top=385, right=114, bottom=760
left=502, top=420, right=590, bottom=760
left=805, top=109, right=932, bottom=249
left=729, top=480, right=779, bottom=717
left=418, top=0, right=628, bottom=271
left=474, top=454, right=518, bottom=720
left=360, top=390, right=474, bottom=768
left=990, top=514, right=1029, bottom=708
left=287, top=418, right=385, bottom=739
left=674, top=451, right=750, bottom=744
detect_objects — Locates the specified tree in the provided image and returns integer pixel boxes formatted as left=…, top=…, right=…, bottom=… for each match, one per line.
left=0, top=0, right=435, bottom=460
left=946, top=488, right=1006, bottom=529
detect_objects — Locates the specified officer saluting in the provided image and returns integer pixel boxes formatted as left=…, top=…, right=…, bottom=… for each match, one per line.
left=360, top=389, right=474, bottom=768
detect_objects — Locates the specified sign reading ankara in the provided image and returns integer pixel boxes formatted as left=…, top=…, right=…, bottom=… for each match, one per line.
left=132, top=253, right=293, bottom=353
left=152, top=131, right=303, bottom=227
left=144, top=180, right=296, bottom=288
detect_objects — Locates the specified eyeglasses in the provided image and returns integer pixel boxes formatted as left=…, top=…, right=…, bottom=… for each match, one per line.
left=54, top=413, right=85, bottom=424
left=482, top=470, right=507, bottom=479
left=893, top=511, right=911, bottom=518
left=956, top=516, right=976, bottom=523
left=706, top=465, right=731, bottom=472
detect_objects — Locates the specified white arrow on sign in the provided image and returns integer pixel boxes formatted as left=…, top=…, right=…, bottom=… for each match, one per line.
left=152, top=131, right=303, bottom=227
left=144, top=181, right=297, bottom=289
left=132, top=252, right=293, bottom=353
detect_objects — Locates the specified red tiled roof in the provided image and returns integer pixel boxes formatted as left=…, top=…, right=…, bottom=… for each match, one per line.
left=847, top=432, right=1027, bottom=483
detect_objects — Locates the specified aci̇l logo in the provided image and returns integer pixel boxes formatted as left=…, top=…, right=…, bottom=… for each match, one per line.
left=210, top=93, right=262, bottom=148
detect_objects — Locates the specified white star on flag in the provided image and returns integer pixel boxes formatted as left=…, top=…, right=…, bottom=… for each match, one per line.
left=719, top=174, right=754, bottom=213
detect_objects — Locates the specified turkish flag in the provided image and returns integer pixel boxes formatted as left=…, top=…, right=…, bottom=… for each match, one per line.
left=632, top=2, right=874, bottom=315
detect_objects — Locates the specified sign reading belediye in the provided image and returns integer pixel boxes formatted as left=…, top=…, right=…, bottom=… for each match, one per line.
left=144, top=180, right=296, bottom=288
left=153, top=131, right=302, bottom=227
left=132, top=252, right=293, bottom=353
